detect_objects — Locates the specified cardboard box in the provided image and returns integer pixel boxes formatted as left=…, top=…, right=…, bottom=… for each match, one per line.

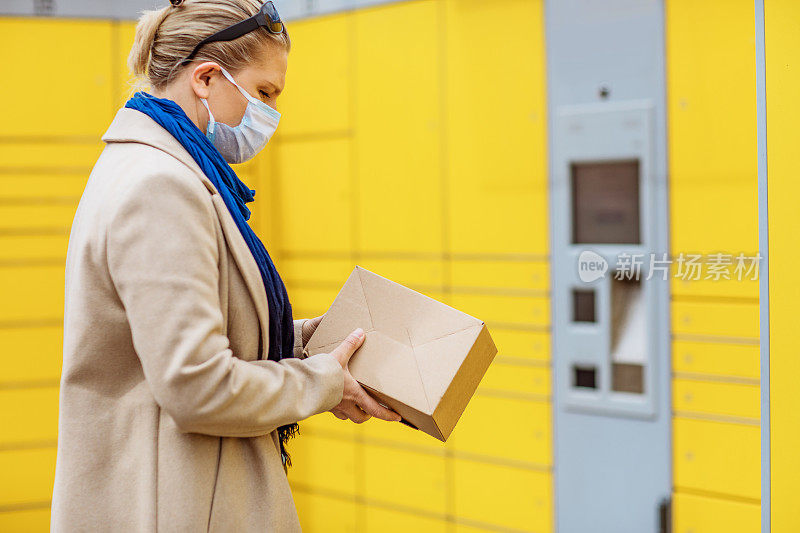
left=303, top=266, right=498, bottom=441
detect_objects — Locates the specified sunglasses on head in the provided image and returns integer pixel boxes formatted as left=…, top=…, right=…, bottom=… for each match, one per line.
left=181, top=1, right=284, bottom=66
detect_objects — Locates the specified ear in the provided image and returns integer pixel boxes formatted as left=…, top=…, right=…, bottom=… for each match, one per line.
left=189, top=62, right=221, bottom=100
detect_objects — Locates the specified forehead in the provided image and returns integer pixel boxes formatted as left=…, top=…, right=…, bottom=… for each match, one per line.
left=240, top=43, right=288, bottom=90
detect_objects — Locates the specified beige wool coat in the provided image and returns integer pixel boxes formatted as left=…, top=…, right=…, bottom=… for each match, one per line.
left=50, top=107, right=345, bottom=532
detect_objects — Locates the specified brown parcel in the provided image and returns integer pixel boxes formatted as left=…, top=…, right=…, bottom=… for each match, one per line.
left=302, top=266, right=498, bottom=441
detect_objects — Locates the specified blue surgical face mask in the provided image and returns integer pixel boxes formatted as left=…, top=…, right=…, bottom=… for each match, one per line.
left=200, top=67, right=281, bottom=164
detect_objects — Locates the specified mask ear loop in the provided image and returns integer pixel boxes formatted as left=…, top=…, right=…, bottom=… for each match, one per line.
left=199, top=98, right=217, bottom=141
left=219, top=67, right=253, bottom=102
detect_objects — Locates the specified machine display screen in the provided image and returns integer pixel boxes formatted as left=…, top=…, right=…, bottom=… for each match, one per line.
left=571, top=159, right=641, bottom=244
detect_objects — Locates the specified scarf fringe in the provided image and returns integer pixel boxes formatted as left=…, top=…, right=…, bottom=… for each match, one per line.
left=278, top=422, right=300, bottom=469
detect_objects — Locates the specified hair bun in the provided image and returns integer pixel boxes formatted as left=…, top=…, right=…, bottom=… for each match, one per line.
left=169, top=0, right=184, bottom=6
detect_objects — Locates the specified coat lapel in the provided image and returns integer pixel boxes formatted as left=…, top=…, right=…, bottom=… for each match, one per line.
left=102, top=108, right=270, bottom=360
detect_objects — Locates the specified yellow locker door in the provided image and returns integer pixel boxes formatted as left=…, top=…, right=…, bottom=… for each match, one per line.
left=445, top=0, right=548, bottom=256
left=354, top=1, right=442, bottom=255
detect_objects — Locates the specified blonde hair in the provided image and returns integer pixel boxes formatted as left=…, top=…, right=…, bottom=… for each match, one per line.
left=128, top=0, right=291, bottom=90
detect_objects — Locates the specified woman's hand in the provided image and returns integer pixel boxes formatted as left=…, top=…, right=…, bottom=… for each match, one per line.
left=301, top=314, right=324, bottom=347
left=327, top=328, right=402, bottom=424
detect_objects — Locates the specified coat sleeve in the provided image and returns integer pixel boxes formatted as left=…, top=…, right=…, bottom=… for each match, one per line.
left=106, top=168, right=343, bottom=438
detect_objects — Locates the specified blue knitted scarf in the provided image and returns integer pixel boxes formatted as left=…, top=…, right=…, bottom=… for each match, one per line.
left=125, top=91, right=299, bottom=467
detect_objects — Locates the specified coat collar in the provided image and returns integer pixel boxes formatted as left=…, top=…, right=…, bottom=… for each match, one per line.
left=102, top=108, right=270, bottom=360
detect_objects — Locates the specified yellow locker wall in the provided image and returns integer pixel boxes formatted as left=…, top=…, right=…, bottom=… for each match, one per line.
left=0, top=17, right=118, bottom=528
left=764, top=0, right=800, bottom=530
left=0, top=3, right=548, bottom=532
left=665, top=0, right=761, bottom=530
left=273, top=1, right=550, bottom=532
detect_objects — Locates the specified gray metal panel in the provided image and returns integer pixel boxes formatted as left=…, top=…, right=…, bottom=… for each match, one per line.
left=546, top=0, right=671, bottom=532
left=276, top=0, right=414, bottom=19
left=0, top=0, right=411, bottom=20
left=755, top=0, right=770, bottom=530
left=553, top=101, right=659, bottom=420
left=0, top=0, right=160, bottom=19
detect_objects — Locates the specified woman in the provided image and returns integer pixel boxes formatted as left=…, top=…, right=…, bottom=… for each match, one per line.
left=50, top=1, right=401, bottom=530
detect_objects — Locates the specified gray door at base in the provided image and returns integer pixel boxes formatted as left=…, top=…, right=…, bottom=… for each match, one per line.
left=546, top=1, right=671, bottom=532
